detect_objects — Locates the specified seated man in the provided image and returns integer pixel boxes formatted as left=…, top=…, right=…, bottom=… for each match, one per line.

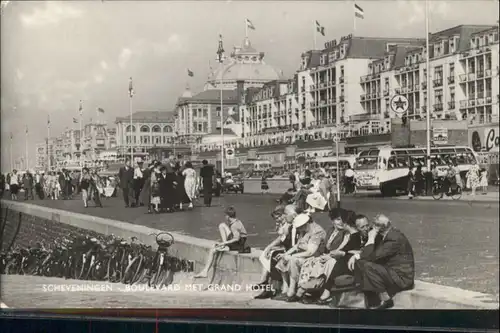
left=194, top=206, right=248, bottom=278
left=348, top=214, right=415, bottom=309
left=254, top=204, right=298, bottom=299
left=274, top=213, right=326, bottom=302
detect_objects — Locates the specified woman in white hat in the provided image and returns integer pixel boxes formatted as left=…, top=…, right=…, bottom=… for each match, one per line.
left=274, top=212, right=326, bottom=302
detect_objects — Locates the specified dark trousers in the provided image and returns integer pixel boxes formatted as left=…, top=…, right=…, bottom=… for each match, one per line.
left=202, top=178, right=212, bottom=206
left=121, top=187, right=134, bottom=207
left=133, top=179, right=143, bottom=205
left=24, top=187, right=34, bottom=200
left=35, top=183, right=44, bottom=199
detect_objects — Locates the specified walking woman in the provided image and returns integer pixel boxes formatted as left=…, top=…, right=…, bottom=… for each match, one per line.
left=89, top=169, right=103, bottom=208
left=80, top=167, right=92, bottom=208
left=150, top=163, right=162, bottom=213
left=182, top=161, right=197, bottom=209
left=9, top=170, right=20, bottom=200
left=466, top=160, right=481, bottom=196
left=140, top=161, right=157, bottom=214
left=175, top=160, right=191, bottom=210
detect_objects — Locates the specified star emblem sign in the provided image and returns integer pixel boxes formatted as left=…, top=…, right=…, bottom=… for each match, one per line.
left=390, top=95, right=409, bottom=114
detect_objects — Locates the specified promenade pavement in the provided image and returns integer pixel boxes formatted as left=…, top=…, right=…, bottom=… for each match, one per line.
left=3, top=193, right=499, bottom=297
left=0, top=275, right=371, bottom=309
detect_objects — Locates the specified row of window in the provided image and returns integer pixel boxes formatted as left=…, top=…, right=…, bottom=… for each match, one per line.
left=125, top=125, right=174, bottom=133
left=125, top=136, right=176, bottom=144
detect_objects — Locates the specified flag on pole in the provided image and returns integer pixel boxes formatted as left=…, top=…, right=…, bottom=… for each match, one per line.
left=246, top=18, right=255, bottom=30
left=10, top=132, right=13, bottom=140
left=354, top=3, right=364, bottom=19
left=187, top=69, right=194, bottom=77
left=73, top=118, right=78, bottom=123
left=316, top=21, right=325, bottom=36
left=97, top=107, right=105, bottom=113
left=47, top=115, right=51, bottom=127
left=216, top=34, right=225, bottom=63
left=129, top=77, right=134, bottom=98
left=79, top=100, right=83, bottom=116
left=25, top=125, right=28, bottom=135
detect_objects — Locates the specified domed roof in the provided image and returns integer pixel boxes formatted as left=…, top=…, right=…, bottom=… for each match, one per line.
left=206, top=37, right=281, bottom=88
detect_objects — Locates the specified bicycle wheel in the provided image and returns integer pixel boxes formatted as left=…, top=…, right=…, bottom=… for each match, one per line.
left=154, top=267, right=168, bottom=289
left=431, top=184, right=443, bottom=200
left=451, top=186, right=462, bottom=200
left=122, top=256, right=140, bottom=284
left=131, top=255, right=145, bottom=284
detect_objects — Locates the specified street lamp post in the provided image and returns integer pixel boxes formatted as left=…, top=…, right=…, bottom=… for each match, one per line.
left=425, top=0, right=431, bottom=171
left=216, top=34, right=226, bottom=175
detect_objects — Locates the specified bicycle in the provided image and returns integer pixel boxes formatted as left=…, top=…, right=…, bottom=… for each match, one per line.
left=136, top=232, right=174, bottom=288
left=432, top=177, right=462, bottom=200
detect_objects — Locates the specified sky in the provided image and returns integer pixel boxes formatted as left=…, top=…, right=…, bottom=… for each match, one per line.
left=1, top=0, right=499, bottom=171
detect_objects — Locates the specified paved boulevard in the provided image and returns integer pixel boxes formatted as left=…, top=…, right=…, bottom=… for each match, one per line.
left=4, top=193, right=499, bottom=296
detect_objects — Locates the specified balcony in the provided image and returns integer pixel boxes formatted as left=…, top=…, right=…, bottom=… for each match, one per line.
left=485, top=69, right=492, bottom=77
left=468, top=100, right=476, bottom=107
left=395, top=88, right=401, bottom=94
left=401, top=86, right=408, bottom=93
left=301, top=86, right=305, bottom=92
left=433, top=103, right=443, bottom=112
left=383, top=89, right=390, bottom=96
left=447, top=76, right=455, bottom=84
left=477, top=98, right=485, bottom=106
left=467, top=73, right=476, bottom=81
left=421, top=82, right=427, bottom=90
left=319, top=100, right=326, bottom=106
left=361, top=94, right=366, bottom=101
left=339, top=76, right=345, bottom=84
left=433, top=78, right=443, bottom=88
left=414, top=84, right=420, bottom=91
left=459, top=100, right=468, bottom=109
left=319, top=82, right=326, bottom=88
left=448, top=101, right=456, bottom=109
left=339, top=95, right=345, bottom=102
left=477, top=71, right=484, bottom=78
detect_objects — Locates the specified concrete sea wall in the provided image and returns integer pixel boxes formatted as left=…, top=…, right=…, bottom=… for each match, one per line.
left=1, top=200, right=498, bottom=309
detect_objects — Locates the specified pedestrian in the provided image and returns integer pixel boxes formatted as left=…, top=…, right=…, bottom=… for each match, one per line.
left=407, top=166, right=415, bottom=199
left=9, top=169, right=20, bottom=200
left=182, top=161, right=197, bottom=209
left=118, top=159, right=134, bottom=207
left=133, top=160, right=145, bottom=206
left=261, top=172, right=269, bottom=194
left=140, top=161, right=157, bottom=214
left=175, top=159, right=191, bottom=210
left=194, top=206, right=249, bottom=278
left=150, top=163, right=162, bottom=213
left=0, top=174, right=5, bottom=198
left=90, top=169, right=103, bottom=208
left=480, top=168, right=488, bottom=194
left=80, top=167, right=91, bottom=208
left=58, top=170, right=67, bottom=200
left=199, top=159, right=214, bottom=207
left=466, top=161, right=480, bottom=196
left=35, top=171, right=44, bottom=199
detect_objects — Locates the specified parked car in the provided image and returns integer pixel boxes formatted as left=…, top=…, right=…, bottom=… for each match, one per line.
left=223, top=176, right=244, bottom=194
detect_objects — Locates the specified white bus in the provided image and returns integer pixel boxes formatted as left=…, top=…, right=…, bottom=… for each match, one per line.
left=238, top=159, right=272, bottom=176
left=354, top=146, right=478, bottom=196
left=305, top=155, right=357, bottom=173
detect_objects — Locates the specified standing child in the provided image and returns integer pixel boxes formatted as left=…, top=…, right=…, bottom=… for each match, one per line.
left=261, top=172, right=269, bottom=194
left=480, top=168, right=488, bottom=194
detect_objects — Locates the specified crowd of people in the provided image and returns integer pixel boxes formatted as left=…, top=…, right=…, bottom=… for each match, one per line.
left=116, top=155, right=219, bottom=213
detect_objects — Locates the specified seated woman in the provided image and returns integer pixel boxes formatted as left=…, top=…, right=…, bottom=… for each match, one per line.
left=194, top=206, right=248, bottom=278
left=294, top=208, right=362, bottom=304
left=254, top=204, right=298, bottom=299
left=274, top=213, right=326, bottom=302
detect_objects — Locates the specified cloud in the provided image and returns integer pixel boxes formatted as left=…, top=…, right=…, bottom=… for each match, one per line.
left=19, top=2, right=83, bottom=28
left=118, top=48, right=132, bottom=69
left=150, top=34, right=184, bottom=56
left=100, top=61, right=108, bottom=70
left=94, top=75, right=104, bottom=84
left=397, top=0, right=450, bottom=27
left=16, top=69, right=24, bottom=81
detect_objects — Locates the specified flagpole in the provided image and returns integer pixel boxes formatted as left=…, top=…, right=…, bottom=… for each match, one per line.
left=129, top=80, right=134, bottom=163
left=80, top=101, right=83, bottom=171
left=10, top=133, right=13, bottom=171
left=245, top=19, right=248, bottom=38
left=47, top=115, right=51, bottom=172
left=425, top=0, right=431, bottom=171
left=25, top=126, right=29, bottom=170
left=313, top=20, right=317, bottom=50
left=220, top=62, right=225, bottom=175
left=353, top=0, right=357, bottom=35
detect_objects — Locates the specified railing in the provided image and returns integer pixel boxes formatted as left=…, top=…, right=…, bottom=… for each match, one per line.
left=414, top=84, right=420, bottom=91
left=421, top=82, right=427, bottom=90
left=433, top=103, right=444, bottom=111
left=459, top=100, right=468, bottom=109
left=361, top=94, right=366, bottom=100
left=339, top=95, right=345, bottom=102
left=383, top=90, right=389, bottom=96
left=433, top=78, right=443, bottom=87
left=477, top=70, right=484, bottom=78
left=447, top=76, right=455, bottom=84
left=459, top=74, right=467, bottom=82
left=468, top=73, right=476, bottom=81
left=477, top=98, right=485, bottom=106
left=485, top=69, right=492, bottom=77
left=448, top=101, right=455, bottom=109
left=339, top=77, right=345, bottom=84
left=468, top=99, right=476, bottom=107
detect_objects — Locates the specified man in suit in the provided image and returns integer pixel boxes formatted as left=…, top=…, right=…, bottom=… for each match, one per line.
left=349, top=214, right=414, bottom=309
left=118, top=159, right=134, bottom=207
left=199, top=159, right=214, bottom=207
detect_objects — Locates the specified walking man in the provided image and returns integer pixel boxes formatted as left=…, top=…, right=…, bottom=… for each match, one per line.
left=200, top=159, right=214, bottom=207
left=118, top=159, right=134, bottom=207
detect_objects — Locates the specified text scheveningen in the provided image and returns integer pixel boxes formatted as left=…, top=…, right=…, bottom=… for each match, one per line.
left=42, top=284, right=113, bottom=292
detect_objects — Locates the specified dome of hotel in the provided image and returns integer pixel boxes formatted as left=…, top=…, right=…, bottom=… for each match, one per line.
left=205, top=37, right=282, bottom=90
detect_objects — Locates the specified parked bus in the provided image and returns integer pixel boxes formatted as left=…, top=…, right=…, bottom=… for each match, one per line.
left=238, top=159, right=272, bottom=177
left=305, top=155, right=357, bottom=172
left=355, top=146, right=478, bottom=196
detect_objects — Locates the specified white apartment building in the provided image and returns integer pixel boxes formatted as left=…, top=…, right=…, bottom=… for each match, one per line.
left=362, top=24, right=499, bottom=124
left=240, top=79, right=300, bottom=138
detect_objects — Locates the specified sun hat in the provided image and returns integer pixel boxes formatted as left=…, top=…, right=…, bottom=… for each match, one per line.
left=292, top=213, right=311, bottom=229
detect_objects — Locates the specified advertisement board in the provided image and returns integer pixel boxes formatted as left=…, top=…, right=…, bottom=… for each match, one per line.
left=432, top=128, right=448, bottom=145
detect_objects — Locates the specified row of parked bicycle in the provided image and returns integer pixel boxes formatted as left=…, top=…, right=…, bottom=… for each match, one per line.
left=0, top=232, right=193, bottom=288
